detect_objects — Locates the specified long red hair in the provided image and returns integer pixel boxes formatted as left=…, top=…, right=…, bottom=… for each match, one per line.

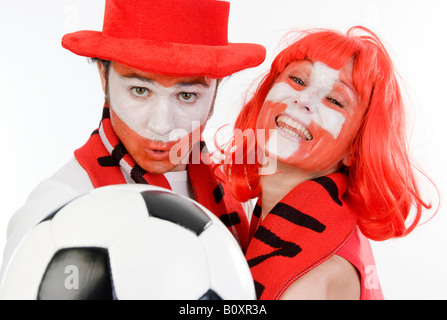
left=217, top=26, right=433, bottom=241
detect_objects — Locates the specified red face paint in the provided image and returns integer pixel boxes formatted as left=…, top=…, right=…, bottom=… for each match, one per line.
left=111, top=108, right=204, bottom=173
left=256, top=60, right=366, bottom=174
left=105, top=62, right=217, bottom=174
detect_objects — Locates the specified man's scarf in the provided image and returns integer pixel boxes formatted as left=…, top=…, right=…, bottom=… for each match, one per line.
left=245, top=172, right=357, bottom=299
left=74, top=106, right=249, bottom=250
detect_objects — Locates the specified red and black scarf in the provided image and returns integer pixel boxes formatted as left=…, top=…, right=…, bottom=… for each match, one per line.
left=245, top=173, right=357, bottom=299
left=74, top=106, right=249, bottom=250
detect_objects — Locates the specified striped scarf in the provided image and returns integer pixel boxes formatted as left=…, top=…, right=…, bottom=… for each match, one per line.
left=74, top=106, right=249, bottom=250
left=245, top=173, right=357, bottom=299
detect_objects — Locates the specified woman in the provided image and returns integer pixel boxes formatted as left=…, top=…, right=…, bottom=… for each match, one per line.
left=216, top=26, right=433, bottom=300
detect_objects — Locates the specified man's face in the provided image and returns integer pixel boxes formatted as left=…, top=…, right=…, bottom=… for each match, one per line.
left=99, top=62, right=218, bottom=174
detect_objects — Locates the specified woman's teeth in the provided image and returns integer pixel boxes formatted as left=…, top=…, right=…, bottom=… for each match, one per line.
left=276, top=115, right=313, bottom=140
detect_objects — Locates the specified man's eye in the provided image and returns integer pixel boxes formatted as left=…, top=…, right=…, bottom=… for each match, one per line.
left=290, top=76, right=306, bottom=86
left=327, top=97, right=344, bottom=108
left=131, top=87, right=149, bottom=96
left=179, top=92, right=197, bottom=103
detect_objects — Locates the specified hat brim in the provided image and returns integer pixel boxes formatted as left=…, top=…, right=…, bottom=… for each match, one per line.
left=62, top=31, right=266, bottom=78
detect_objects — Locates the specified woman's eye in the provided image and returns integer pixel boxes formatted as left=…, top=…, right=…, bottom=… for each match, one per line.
left=179, top=92, right=197, bottom=103
left=131, top=87, right=149, bottom=97
left=327, top=97, right=344, bottom=108
left=290, top=76, right=306, bottom=86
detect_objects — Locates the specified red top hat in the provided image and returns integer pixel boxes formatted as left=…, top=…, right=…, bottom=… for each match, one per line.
left=62, top=0, right=266, bottom=78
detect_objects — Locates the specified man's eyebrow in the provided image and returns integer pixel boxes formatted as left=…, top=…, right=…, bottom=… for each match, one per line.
left=118, top=73, right=210, bottom=88
left=118, top=73, right=154, bottom=83
left=176, top=80, right=210, bottom=88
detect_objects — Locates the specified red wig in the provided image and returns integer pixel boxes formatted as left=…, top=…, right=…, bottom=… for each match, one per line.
left=218, top=26, right=432, bottom=241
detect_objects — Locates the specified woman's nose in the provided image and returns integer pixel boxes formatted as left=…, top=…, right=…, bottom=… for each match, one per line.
left=293, top=91, right=317, bottom=113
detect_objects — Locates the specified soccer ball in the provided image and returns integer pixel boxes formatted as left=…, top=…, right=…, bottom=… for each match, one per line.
left=0, top=184, right=256, bottom=300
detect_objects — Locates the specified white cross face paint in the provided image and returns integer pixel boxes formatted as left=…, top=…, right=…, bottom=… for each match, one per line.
left=266, top=63, right=345, bottom=140
left=256, top=60, right=365, bottom=174
left=108, top=63, right=217, bottom=143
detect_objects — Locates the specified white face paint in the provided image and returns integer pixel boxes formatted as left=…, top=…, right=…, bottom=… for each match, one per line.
left=264, top=62, right=346, bottom=159
left=267, top=62, right=345, bottom=137
left=108, top=64, right=217, bottom=143
left=257, top=59, right=364, bottom=174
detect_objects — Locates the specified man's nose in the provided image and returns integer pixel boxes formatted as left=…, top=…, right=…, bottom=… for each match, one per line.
left=146, top=96, right=175, bottom=136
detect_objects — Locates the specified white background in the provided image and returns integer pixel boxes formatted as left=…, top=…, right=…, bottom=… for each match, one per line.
left=0, top=0, right=446, bottom=299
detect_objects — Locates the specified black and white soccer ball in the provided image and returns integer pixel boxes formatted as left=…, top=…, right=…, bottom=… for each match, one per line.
left=0, top=184, right=256, bottom=300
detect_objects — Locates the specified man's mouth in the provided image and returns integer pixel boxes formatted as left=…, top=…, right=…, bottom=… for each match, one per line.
left=142, top=141, right=177, bottom=161
left=144, top=148, right=170, bottom=161
left=275, top=114, right=313, bottom=141
left=151, top=149, right=168, bottom=153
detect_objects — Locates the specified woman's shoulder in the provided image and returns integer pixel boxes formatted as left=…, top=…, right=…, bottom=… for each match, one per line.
left=280, top=253, right=360, bottom=300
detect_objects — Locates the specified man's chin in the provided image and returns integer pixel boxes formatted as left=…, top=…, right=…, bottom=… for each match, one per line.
left=138, top=160, right=187, bottom=175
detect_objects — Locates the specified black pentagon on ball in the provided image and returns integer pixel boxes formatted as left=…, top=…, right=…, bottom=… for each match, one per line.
left=141, top=191, right=211, bottom=236
left=199, top=289, right=223, bottom=300
left=38, top=248, right=115, bottom=300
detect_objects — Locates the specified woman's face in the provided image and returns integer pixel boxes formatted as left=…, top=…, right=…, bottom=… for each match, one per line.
left=256, top=59, right=366, bottom=175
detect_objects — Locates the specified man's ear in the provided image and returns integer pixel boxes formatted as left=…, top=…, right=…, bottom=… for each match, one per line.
left=97, top=61, right=107, bottom=93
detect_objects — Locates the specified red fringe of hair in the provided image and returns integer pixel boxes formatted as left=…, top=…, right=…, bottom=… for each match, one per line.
left=215, top=26, right=435, bottom=241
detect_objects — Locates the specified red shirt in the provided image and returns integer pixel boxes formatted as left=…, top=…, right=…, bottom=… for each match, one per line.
left=336, top=227, right=384, bottom=300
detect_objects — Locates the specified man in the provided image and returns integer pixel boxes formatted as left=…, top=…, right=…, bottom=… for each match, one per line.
left=1, top=0, right=265, bottom=275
